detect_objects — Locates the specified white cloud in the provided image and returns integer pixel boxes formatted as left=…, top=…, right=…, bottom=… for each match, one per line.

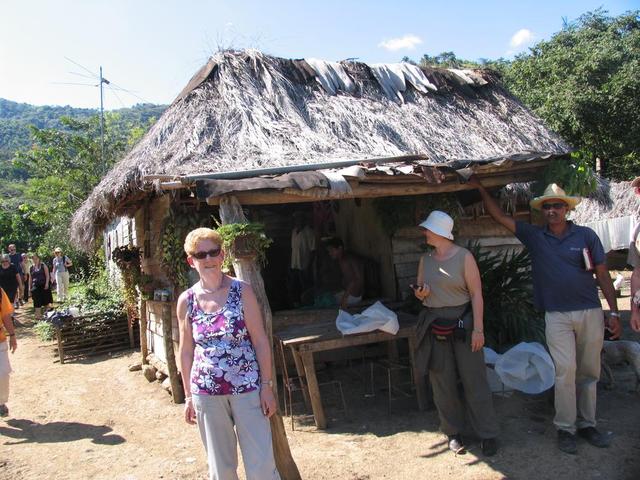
left=509, top=29, right=535, bottom=48
left=378, top=34, right=423, bottom=51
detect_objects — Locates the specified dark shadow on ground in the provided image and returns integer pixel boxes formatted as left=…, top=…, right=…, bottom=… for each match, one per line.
left=0, top=418, right=126, bottom=446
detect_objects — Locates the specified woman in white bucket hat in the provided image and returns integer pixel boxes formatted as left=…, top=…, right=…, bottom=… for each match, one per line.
left=413, top=210, right=499, bottom=456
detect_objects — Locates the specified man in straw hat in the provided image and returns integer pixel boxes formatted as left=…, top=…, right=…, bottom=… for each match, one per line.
left=626, top=177, right=640, bottom=333
left=468, top=176, right=620, bottom=455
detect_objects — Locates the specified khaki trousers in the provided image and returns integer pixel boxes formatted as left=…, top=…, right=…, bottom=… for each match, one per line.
left=193, top=390, right=280, bottom=480
left=55, top=271, right=70, bottom=302
left=545, top=308, right=604, bottom=434
left=0, top=341, right=11, bottom=404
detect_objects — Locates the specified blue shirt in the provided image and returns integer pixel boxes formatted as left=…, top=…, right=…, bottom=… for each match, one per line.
left=515, top=221, right=605, bottom=312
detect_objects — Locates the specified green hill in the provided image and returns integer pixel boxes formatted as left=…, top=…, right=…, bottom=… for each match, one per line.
left=0, top=98, right=166, bottom=163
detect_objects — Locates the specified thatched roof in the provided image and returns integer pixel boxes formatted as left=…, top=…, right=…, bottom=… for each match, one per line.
left=570, top=179, right=640, bottom=224
left=71, top=49, right=570, bottom=249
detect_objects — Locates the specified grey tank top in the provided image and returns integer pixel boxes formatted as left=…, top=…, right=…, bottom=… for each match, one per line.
left=420, top=247, right=470, bottom=308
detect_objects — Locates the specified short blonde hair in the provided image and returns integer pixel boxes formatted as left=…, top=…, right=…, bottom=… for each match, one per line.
left=184, top=227, right=223, bottom=255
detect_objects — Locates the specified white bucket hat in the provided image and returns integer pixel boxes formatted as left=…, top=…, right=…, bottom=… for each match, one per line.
left=419, top=210, right=454, bottom=240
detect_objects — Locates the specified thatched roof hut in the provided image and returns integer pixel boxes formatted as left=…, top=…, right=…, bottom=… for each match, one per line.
left=570, top=179, right=639, bottom=252
left=571, top=179, right=640, bottom=224
left=71, top=49, right=569, bottom=249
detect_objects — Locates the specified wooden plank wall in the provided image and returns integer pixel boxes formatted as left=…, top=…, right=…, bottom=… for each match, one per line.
left=146, top=300, right=180, bottom=368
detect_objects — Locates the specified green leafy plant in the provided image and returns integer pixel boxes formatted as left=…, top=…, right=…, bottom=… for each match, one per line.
left=111, top=245, right=141, bottom=318
left=33, top=320, right=55, bottom=342
left=65, top=262, right=125, bottom=315
left=536, top=154, right=597, bottom=197
left=468, top=243, right=545, bottom=350
left=216, top=222, right=273, bottom=270
left=159, top=206, right=213, bottom=293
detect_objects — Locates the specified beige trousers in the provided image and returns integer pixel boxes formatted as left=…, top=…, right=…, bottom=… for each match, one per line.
left=193, top=390, right=280, bottom=480
left=0, top=341, right=11, bottom=404
left=545, top=308, right=604, bottom=434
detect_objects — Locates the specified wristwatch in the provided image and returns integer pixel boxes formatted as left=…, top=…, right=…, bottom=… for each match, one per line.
left=609, top=311, right=620, bottom=318
left=261, top=379, right=273, bottom=388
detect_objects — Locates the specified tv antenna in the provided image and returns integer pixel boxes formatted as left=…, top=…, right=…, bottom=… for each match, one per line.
left=53, top=58, right=149, bottom=173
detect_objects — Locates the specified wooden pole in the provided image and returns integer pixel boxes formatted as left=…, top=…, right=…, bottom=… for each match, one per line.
left=139, top=299, right=149, bottom=364
left=219, top=195, right=301, bottom=480
left=161, top=302, right=185, bottom=404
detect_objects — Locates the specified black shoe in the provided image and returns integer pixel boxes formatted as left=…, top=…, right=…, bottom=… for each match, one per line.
left=557, top=430, right=577, bottom=454
left=577, top=427, right=610, bottom=448
left=481, top=438, right=498, bottom=456
left=448, top=434, right=466, bottom=454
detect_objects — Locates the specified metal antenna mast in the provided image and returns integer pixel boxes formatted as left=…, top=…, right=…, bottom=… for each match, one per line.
left=99, top=66, right=110, bottom=172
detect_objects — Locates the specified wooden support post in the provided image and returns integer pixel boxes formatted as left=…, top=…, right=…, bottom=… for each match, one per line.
left=139, top=299, right=149, bottom=364
left=161, top=302, right=185, bottom=404
left=300, top=350, right=327, bottom=429
left=219, top=195, right=301, bottom=480
left=56, top=328, right=65, bottom=364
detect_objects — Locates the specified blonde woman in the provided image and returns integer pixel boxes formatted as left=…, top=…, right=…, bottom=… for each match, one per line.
left=176, top=227, right=279, bottom=480
left=413, top=211, right=498, bottom=456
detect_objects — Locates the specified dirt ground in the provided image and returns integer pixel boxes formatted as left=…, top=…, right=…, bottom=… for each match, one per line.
left=1, top=298, right=640, bottom=480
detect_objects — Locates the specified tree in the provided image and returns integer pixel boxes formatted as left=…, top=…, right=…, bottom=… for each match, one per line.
left=502, top=9, right=640, bottom=180
left=8, top=113, right=146, bottom=269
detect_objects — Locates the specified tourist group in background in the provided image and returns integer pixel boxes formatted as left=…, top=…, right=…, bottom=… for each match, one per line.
left=0, top=246, right=72, bottom=417
left=0, top=246, right=73, bottom=314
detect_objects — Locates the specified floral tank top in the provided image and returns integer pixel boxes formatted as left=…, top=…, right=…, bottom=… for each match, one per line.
left=187, top=280, right=260, bottom=395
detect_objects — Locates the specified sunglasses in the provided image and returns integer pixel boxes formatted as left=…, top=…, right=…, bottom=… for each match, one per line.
left=541, top=202, right=567, bottom=210
left=192, top=248, right=222, bottom=260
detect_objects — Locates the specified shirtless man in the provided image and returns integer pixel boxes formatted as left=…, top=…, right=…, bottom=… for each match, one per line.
left=324, top=237, right=364, bottom=309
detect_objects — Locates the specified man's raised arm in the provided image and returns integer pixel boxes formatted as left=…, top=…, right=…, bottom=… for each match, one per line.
left=466, top=175, right=516, bottom=234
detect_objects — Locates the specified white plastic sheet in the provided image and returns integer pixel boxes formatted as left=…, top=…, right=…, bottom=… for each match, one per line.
left=304, top=58, right=355, bottom=95
left=336, top=301, right=399, bottom=335
left=494, top=342, right=555, bottom=394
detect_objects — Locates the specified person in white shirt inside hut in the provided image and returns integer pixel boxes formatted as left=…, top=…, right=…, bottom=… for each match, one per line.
left=287, top=210, right=316, bottom=307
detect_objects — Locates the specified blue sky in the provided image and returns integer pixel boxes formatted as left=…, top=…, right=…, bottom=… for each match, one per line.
left=0, top=0, right=636, bottom=109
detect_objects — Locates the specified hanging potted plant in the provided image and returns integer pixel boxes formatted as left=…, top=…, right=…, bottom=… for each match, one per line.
left=216, top=222, right=273, bottom=269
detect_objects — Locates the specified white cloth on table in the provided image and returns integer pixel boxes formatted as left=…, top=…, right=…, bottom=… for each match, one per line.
left=336, top=301, right=399, bottom=335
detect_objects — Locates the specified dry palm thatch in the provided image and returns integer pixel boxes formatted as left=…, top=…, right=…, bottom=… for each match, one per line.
left=71, top=49, right=570, bottom=250
left=570, top=179, right=640, bottom=224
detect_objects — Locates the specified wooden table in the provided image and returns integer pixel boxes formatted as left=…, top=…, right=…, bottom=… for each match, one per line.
left=274, top=311, right=428, bottom=429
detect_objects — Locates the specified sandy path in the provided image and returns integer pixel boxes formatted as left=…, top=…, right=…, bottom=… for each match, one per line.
left=1, top=302, right=640, bottom=480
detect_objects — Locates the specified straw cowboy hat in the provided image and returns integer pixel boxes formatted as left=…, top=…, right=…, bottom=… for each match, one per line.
left=419, top=210, right=454, bottom=240
left=529, top=183, right=581, bottom=210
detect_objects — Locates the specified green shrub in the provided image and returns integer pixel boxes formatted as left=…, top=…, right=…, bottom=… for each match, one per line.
left=468, top=243, right=545, bottom=350
left=33, top=321, right=55, bottom=341
left=64, top=262, right=125, bottom=315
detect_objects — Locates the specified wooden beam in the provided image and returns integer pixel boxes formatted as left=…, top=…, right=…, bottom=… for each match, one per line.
left=207, top=169, right=542, bottom=206
left=219, top=195, right=301, bottom=480
left=160, top=301, right=185, bottom=404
